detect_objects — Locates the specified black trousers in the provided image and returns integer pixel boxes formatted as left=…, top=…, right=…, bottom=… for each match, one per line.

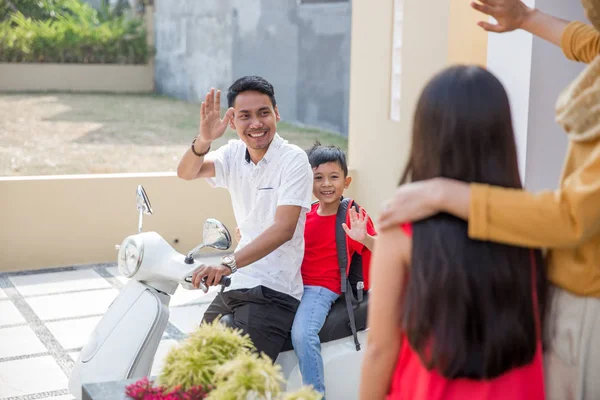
left=202, top=285, right=300, bottom=362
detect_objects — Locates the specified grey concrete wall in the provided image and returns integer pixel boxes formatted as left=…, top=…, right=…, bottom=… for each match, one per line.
left=82, top=0, right=134, bottom=11
left=82, top=0, right=104, bottom=9
left=525, top=2, right=587, bottom=191
left=153, top=0, right=352, bottom=135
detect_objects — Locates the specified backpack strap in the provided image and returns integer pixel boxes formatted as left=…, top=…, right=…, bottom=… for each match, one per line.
left=344, top=281, right=361, bottom=351
left=336, top=197, right=351, bottom=297
left=336, top=197, right=361, bottom=351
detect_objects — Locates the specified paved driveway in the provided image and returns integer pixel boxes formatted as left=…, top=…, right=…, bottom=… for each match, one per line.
left=0, top=256, right=222, bottom=399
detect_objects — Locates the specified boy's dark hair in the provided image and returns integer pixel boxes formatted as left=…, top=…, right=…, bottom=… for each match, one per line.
left=400, top=65, right=547, bottom=380
left=307, top=141, right=348, bottom=176
left=227, top=76, right=277, bottom=108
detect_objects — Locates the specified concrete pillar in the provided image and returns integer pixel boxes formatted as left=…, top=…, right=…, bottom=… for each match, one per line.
left=347, top=0, right=487, bottom=218
left=448, top=0, right=489, bottom=66
left=347, top=0, right=446, bottom=217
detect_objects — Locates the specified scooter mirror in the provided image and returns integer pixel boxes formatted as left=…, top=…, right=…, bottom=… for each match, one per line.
left=136, top=185, right=153, bottom=233
left=136, top=185, right=153, bottom=216
left=184, top=219, right=232, bottom=264
left=202, top=218, right=232, bottom=250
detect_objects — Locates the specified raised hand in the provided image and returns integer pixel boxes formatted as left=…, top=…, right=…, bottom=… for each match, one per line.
left=342, top=207, right=369, bottom=244
left=198, top=88, right=235, bottom=143
left=471, top=0, right=533, bottom=33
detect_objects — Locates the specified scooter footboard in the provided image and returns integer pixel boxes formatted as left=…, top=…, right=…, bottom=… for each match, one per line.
left=276, top=330, right=367, bottom=400
left=69, top=281, right=170, bottom=399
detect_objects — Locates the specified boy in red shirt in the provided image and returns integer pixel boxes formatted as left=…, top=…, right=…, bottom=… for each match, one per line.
left=291, top=143, right=376, bottom=398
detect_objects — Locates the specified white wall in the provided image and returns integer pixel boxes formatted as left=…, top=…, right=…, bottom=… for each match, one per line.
left=526, top=0, right=587, bottom=191
left=486, top=0, right=536, bottom=181
left=487, top=0, right=587, bottom=189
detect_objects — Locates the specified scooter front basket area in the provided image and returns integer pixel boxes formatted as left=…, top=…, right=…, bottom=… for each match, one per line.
left=69, top=280, right=170, bottom=399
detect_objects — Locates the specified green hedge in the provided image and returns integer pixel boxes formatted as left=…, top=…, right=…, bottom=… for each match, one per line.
left=0, top=0, right=150, bottom=64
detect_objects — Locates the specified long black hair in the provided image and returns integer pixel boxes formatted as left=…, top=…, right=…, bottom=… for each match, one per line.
left=400, top=65, right=547, bottom=379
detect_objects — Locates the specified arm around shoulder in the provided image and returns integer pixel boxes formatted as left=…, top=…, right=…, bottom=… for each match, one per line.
left=469, top=146, right=600, bottom=247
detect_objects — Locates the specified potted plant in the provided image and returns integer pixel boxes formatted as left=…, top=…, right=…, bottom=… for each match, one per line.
left=125, top=320, right=322, bottom=400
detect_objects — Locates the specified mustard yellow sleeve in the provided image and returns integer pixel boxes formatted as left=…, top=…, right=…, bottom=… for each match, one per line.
left=468, top=143, right=600, bottom=248
left=561, top=21, right=600, bottom=63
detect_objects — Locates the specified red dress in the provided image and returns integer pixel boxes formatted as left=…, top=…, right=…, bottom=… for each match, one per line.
left=386, top=225, right=545, bottom=400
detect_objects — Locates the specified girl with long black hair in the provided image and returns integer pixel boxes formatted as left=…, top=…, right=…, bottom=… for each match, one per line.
left=360, top=65, right=547, bottom=400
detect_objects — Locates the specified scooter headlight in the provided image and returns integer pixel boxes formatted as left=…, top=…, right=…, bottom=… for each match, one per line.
left=117, top=236, right=144, bottom=278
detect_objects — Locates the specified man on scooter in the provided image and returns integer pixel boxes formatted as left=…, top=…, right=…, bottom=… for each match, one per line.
left=176, top=76, right=313, bottom=362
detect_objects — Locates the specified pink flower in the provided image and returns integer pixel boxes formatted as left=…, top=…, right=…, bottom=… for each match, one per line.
left=125, top=377, right=211, bottom=399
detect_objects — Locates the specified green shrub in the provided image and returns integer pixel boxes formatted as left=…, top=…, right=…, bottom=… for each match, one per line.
left=129, top=319, right=324, bottom=400
left=158, top=320, right=256, bottom=392
left=207, top=352, right=285, bottom=400
left=1, top=0, right=74, bottom=21
left=0, top=0, right=150, bottom=64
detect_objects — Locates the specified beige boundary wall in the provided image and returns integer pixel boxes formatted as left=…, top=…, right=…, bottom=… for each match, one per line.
left=0, top=6, right=155, bottom=93
left=0, top=173, right=237, bottom=272
left=0, top=63, right=154, bottom=93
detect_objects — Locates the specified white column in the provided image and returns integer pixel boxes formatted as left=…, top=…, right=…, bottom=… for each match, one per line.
left=486, top=0, right=587, bottom=190
left=525, top=1, right=586, bottom=191
left=486, top=0, right=536, bottom=182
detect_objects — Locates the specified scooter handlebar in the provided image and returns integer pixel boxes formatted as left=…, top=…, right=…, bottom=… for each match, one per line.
left=220, top=276, right=231, bottom=287
left=182, top=275, right=231, bottom=292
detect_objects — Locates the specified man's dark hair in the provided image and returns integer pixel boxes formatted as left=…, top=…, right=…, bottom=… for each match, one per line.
left=307, top=141, right=348, bottom=176
left=227, top=76, right=277, bottom=108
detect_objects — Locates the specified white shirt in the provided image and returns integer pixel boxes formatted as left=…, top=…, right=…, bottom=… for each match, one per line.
left=205, top=134, right=313, bottom=300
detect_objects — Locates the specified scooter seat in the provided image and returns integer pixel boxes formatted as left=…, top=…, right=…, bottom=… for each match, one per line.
left=280, top=290, right=369, bottom=352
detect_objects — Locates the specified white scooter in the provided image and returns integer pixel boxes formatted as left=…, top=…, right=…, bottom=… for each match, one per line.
left=69, top=185, right=368, bottom=400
